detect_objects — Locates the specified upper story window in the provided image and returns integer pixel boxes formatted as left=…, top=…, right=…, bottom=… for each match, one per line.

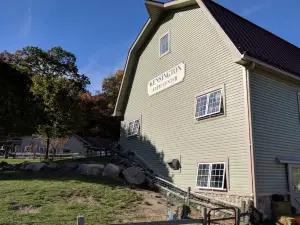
left=159, top=31, right=170, bottom=58
left=127, top=119, right=140, bottom=137
left=195, top=89, right=223, bottom=119
left=196, top=162, right=226, bottom=190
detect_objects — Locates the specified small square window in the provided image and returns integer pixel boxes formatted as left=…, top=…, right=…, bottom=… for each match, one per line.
left=127, top=119, right=140, bottom=137
left=159, top=32, right=170, bottom=57
left=196, top=162, right=226, bottom=190
left=195, top=89, right=223, bottom=119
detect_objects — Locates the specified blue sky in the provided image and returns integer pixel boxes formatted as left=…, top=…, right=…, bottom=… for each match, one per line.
left=0, top=0, right=299, bottom=93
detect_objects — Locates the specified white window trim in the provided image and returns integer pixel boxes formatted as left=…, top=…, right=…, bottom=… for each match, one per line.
left=195, top=162, right=226, bottom=190
left=159, top=31, right=171, bottom=58
left=127, top=119, right=141, bottom=137
left=194, top=84, right=225, bottom=120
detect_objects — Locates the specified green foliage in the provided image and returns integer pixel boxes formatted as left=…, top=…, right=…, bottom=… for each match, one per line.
left=77, top=70, right=123, bottom=139
left=0, top=61, right=41, bottom=139
left=1, top=46, right=90, bottom=158
left=102, top=70, right=123, bottom=114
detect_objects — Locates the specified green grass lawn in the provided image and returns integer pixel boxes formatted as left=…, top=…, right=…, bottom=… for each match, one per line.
left=0, top=171, right=140, bottom=225
left=0, top=156, right=111, bottom=165
left=0, top=159, right=42, bottom=164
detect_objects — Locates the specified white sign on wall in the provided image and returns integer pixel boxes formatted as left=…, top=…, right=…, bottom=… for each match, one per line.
left=147, top=63, right=185, bottom=96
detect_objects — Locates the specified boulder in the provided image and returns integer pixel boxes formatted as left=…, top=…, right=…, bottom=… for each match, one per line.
left=20, top=162, right=30, bottom=171
left=59, top=163, right=79, bottom=172
left=43, top=163, right=58, bottom=171
left=1, top=164, right=14, bottom=171
left=13, top=163, right=22, bottom=171
left=25, top=162, right=46, bottom=172
left=123, top=167, right=146, bottom=185
left=102, top=163, right=121, bottom=178
left=76, top=164, right=105, bottom=176
left=76, top=164, right=89, bottom=175
left=87, top=164, right=105, bottom=176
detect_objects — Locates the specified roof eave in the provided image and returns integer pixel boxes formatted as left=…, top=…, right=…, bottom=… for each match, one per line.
left=237, top=54, right=300, bottom=81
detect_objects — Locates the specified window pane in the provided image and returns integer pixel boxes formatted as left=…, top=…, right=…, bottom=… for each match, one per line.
left=128, top=121, right=134, bottom=136
left=197, top=163, right=210, bottom=188
left=207, top=90, right=222, bottom=115
left=133, top=120, right=140, bottom=135
left=160, top=33, right=169, bottom=55
left=128, top=119, right=140, bottom=136
left=195, top=95, right=208, bottom=118
left=210, top=163, right=225, bottom=189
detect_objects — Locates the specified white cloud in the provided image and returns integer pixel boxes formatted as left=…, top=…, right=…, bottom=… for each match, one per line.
left=19, top=0, right=33, bottom=39
left=240, top=4, right=267, bottom=17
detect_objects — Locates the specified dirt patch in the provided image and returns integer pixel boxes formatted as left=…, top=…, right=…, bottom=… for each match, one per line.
left=9, top=202, right=40, bottom=214
left=70, top=196, right=98, bottom=205
left=116, top=189, right=168, bottom=223
left=115, top=189, right=236, bottom=224
left=19, top=205, right=40, bottom=214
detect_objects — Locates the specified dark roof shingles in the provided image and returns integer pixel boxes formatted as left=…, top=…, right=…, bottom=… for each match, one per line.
left=204, top=0, right=300, bottom=77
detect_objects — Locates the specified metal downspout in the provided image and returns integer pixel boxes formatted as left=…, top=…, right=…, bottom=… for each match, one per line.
left=244, top=62, right=257, bottom=207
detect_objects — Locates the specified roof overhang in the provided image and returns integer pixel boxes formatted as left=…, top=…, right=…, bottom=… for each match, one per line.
left=237, top=54, right=300, bottom=82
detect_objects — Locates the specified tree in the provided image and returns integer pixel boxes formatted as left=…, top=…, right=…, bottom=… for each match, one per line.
left=0, top=61, right=40, bottom=139
left=1, top=46, right=90, bottom=159
left=78, top=92, right=119, bottom=139
left=77, top=70, right=123, bottom=139
left=102, top=70, right=123, bottom=115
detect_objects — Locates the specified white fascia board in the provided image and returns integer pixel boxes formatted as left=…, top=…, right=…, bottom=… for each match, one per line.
left=239, top=54, right=300, bottom=82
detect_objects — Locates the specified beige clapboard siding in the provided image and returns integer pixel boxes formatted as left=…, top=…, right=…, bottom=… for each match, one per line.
left=251, top=72, right=300, bottom=194
left=120, top=6, right=251, bottom=194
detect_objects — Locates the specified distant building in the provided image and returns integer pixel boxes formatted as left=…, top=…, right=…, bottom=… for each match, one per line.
left=5, top=135, right=112, bottom=156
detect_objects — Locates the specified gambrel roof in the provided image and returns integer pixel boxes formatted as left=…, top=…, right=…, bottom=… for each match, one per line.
left=114, top=0, right=300, bottom=117
left=204, top=0, right=300, bottom=77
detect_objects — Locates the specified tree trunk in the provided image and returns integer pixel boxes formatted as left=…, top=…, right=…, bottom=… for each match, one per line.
left=4, top=148, right=9, bottom=159
left=45, top=137, right=50, bottom=159
left=52, top=147, right=56, bottom=160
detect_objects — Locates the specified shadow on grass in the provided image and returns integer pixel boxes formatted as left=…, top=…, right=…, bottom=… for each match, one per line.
left=0, top=170, right=129, bottom=188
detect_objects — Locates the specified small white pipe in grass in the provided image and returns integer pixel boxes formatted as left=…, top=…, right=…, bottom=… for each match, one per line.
left=77, top=216, right=84, bottom=225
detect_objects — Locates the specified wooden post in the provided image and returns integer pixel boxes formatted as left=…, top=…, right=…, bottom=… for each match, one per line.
left=202, top=207, right=207, bottom=225
left=236, top=208, right=241, bottom=225
left=77, top=216, right=84, bottom=225
left=186, top=187, right=191, bottom=206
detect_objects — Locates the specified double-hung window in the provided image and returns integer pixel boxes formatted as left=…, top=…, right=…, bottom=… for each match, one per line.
left=195, top=89, right=223, bottom=119
left=127, top=119, right=140, bottom=137
left=196, top=162, right=226, bottom=190
left=159, top=31, right=170, bottom=57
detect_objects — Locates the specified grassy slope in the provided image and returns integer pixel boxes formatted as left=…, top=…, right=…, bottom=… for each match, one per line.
left=0, top=156, right=111, bottom=165
left=0, top=171, right=139, bottom=225
left=0, top=159, right=41, bottom=164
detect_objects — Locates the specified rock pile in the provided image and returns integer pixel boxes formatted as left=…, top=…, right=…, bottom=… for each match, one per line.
left=0, top=160, right=147, bottom=186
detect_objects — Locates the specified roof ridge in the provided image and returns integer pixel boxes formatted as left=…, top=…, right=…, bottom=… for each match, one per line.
left=205, top=0, right=300, bottom=51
